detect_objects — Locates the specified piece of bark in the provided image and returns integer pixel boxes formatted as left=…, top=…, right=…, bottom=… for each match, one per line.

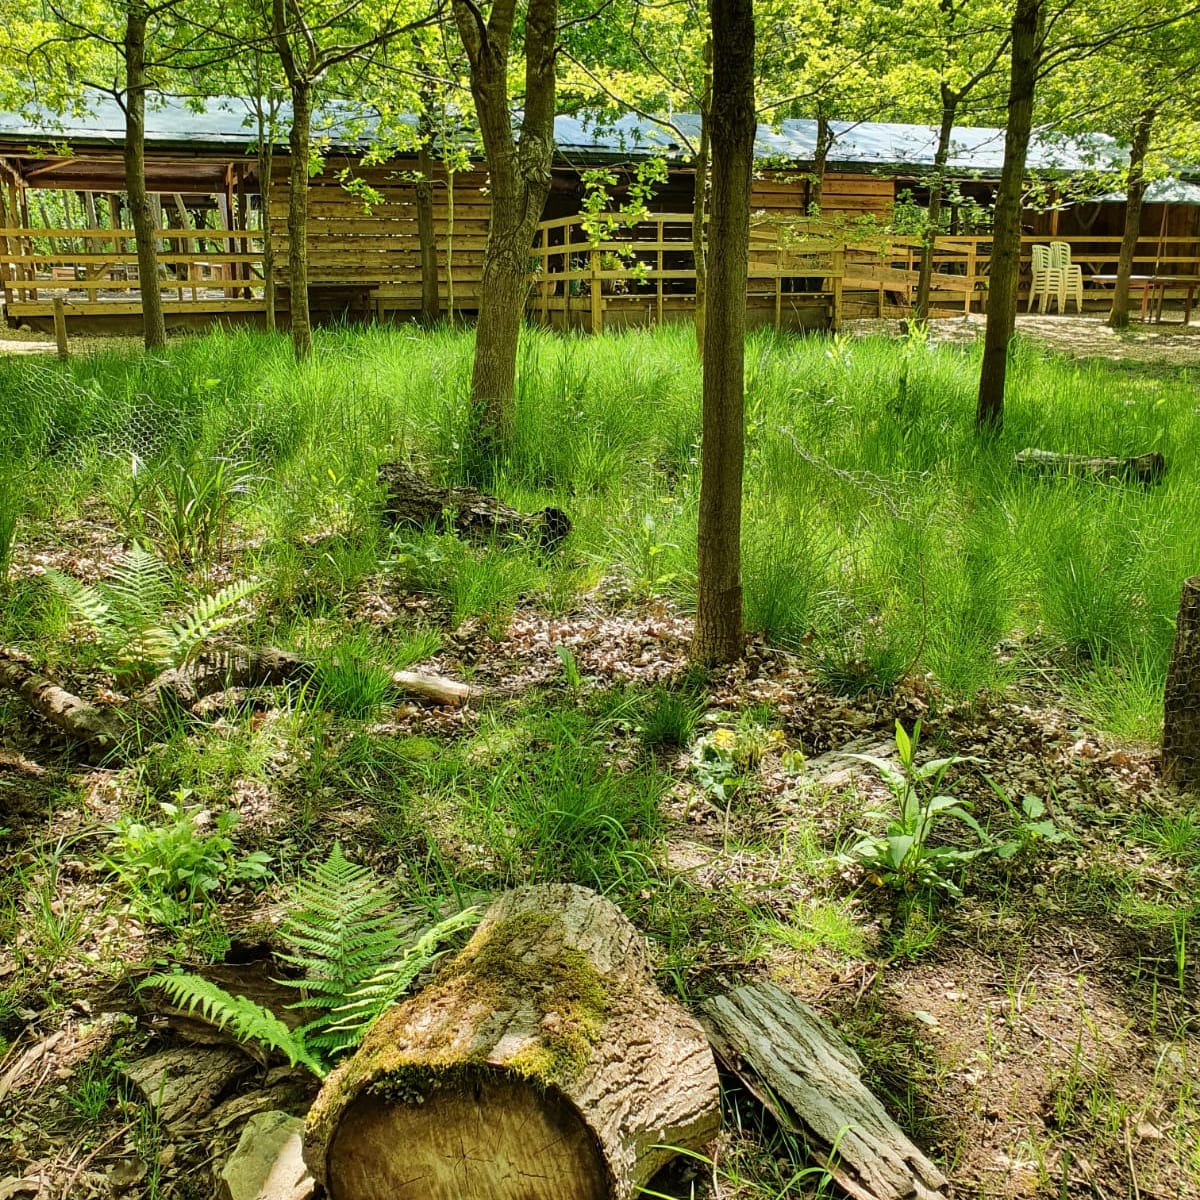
left=378, top=461, right=572, bottom=549
left=122, top=1047, right=253, bottom=1130
left=0, top=648, right=122, bottom=752
left=304, top=883, right=720, bottom=1200
left=1163, top=576, right=1200, bottom=787
left=701, top=983, right=946, bottom=1200
left=1015, top=448, right=1165, bottom=485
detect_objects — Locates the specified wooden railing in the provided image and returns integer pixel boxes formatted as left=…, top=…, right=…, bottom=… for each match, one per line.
left=0, top=226, right=267, bottom=317
left=528, top=216, right=1200, bottom=328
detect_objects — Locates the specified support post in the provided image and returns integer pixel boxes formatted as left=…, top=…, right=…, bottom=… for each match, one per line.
left=1163, top=575, right=1200, bottom=788
left=52, top=297, right=68, bottom=360
left=590, top=245, right=602, bottom=334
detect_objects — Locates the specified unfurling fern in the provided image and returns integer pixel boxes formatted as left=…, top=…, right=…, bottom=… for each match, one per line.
left=45, top=544, right=258, bottom=680
left=140, top=845, right=479, bottom=1074
left=139, top=972, right=325, bottom=1077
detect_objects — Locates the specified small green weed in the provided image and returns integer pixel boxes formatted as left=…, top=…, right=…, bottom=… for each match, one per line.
left=836, top=720, right=987, bottom=897
left=104, top=792, right=271, bottom=928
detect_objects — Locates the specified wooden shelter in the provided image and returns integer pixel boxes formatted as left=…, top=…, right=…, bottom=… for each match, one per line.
left=1, top=94, right=1198, bottom=334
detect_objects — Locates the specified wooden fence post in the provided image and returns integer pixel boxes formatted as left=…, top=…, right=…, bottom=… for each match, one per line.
left=589, top=246, right=602, bottom=334
left=52, top=297, right=68, bottom=360
left=1163, top=576, right=1200, bottom=787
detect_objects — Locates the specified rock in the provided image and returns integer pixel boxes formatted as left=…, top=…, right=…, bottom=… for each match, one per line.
left=801, top=737, right=895, bottom=789
left=218, top=1111, right=313, bottom=1200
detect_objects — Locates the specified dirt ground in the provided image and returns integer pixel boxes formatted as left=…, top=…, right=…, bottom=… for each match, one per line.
left=5, top=311, right=1200, bottom=365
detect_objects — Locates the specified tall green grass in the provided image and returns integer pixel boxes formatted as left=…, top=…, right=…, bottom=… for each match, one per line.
left=2, top=320, right=1196, bottom=736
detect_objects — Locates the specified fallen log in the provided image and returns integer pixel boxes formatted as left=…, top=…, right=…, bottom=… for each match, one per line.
left=1015, top=448, right=1165, bottom=485
left=1163, top=575, right=1200, bottom=787
left=304, top=883, right=721, bottom=1200
left=378, top=460, right=572, bottom=549
left=0, top=648, right=123, bottom=752
left=1, top=644, right=482, bottom=752
left=701, top=983, right=946, bottom=1200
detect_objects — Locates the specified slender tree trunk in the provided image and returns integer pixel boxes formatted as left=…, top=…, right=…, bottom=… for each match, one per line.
left=692, top=36, right=712, bottom=357
left=916, top=90, right=958, bottom=320
left=124, top=2, right=167, bottom=350
left=692, top=0, right=754, bottom=668
left=416, top=138, right=441, bottom=323
left=284, top=81, right=313, bottom=360
left=1109, top=107, right=1157, bottom=330
left=810, top=110, right=834, bottom=214
left=453, top=0, right=558, bottom=447
left=975, top=0, right=1042, bottom=432
left=258, top=134, right=276, bottom=332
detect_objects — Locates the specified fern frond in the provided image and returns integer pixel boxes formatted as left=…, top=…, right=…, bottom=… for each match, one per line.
left=318, top=907, right=481, bottom=1052
left=141, top=972, right=325, bottom=1076
left=44, top=569, right=111, bottom=633
left=167, top=579, right=259, bottom=666
left=104, top=544, right=170, bottom=630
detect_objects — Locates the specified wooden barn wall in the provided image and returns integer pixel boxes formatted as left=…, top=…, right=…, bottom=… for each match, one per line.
left=269, top=156, right=490, bottom=311
left=751, top=170, right=893, bottom=223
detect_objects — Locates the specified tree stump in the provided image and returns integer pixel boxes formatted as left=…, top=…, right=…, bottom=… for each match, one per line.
left=378, top=461, right=571, bottom=549
left=1014, top=448, right=1166, bottom=485
left=1163, top=576, right=1200, bottom=787
left=303, top=884, right=720, bottom=1200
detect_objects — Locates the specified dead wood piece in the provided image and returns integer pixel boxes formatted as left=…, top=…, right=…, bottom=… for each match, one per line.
left=304, top=883, right=721, bottom=1200
left=0, top=648, right=122, bottom=751
left=139, top=646, right=313, bottom=711
left=122, top=1047, right=253, bottom=1130
left=378, top=460, right=572, bottom=549
left=1163, top=575, right=1200, bottom=787
left=701, top=983, right=947, bottom=1200
left=1015, top=448, right=1166, bottom=485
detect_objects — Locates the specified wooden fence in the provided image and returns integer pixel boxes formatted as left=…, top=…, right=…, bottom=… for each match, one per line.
left=0, top=225, right=267, bottom=321
left=527, top=215, right=1200, bottom=330
left=4, top=211, right=1200, bottom=331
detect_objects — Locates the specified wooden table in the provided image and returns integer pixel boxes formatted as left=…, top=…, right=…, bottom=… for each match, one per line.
left=1090, top=275, right=1200, bottom=324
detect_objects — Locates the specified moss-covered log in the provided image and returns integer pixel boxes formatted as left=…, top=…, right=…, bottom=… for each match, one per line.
left=378, top=461, right=572, bottom=550
left=1014, top=448, right=1166, bottom=485
left=304, top=884, right=720, bottom=1200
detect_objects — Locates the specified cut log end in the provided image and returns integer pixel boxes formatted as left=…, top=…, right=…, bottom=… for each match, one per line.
left=327, top=1070, right=610, bottom=1200
left=305, top=885, right=720, bottom=1200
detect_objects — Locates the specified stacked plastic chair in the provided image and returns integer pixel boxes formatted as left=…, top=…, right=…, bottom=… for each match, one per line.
left=1027, top=244, right=1062, bottom=312
left=1049, top=241, right=1084, bottom=313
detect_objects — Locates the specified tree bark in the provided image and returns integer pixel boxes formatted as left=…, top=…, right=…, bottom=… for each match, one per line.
left=811, top=108, right=835, bottom=214
left=692, top=36, right=712, bottom=357
left=975, top=0, right=1042, bottom=432
left=453, top=0, right=558, bottom=446
left=284, top=81, right=313, bottom=360
left=124, top=2, right=167, bottom=350
left=253, top=85, right=278, bottom=334
left=416, top=134, right=441, bottom=323
left=915, top=90, right=958, bottom=320
left=1108, top=107, right=1157, bottom=330
left=303, top=884, right=721, bottom=1200
left=692, top=0, right=754, bottom=667
left=1163, top=576, right=1200, bottom=787
left=703, top=983, right=947, bottom=1200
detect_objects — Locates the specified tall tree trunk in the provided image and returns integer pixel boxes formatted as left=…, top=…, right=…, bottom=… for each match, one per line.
left=453, top=0, right=558, bottom=447
left=915, top=89, right=958, bottom=320
left=975, top=0, right=1042, bottom=433
left=124, top=2, right=167, bottom=350
left=416, top=140, right=441, bottom=323
left=692, top=0, right=754, bottom=668
left=692, top=36, right=712, bottom=357
left=1108, top=107, right=1157, bottom=330
left=285, top=81, right=313, bottom=360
